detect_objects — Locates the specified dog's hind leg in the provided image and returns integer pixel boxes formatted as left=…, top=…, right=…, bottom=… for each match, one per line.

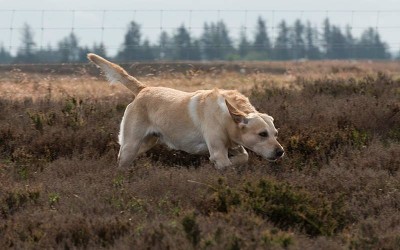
left=117, top=110, right=150, bottom=168
left=118, top=141, right=142, bottom=168
left=138, top=136, right=158, bottom=155
left=117, top=136, right=157, bottom=168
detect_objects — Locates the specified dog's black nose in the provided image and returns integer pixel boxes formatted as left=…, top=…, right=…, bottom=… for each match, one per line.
left=275, top=148, right=284, bottom=157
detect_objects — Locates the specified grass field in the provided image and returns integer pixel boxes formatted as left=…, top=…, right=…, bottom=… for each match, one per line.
left=0, top=61, right=399, bottom=249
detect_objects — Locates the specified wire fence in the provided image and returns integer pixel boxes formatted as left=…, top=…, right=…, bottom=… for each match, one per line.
left=0, top=9, right=400, bottom=58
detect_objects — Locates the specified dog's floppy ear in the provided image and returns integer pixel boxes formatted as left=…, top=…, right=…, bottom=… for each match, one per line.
left=225, top=99, right=248, bottom=126
left=260, top=113, right=274, bottom=122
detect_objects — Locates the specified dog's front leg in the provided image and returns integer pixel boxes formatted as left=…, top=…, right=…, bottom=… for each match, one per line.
left=207, top=144, right=232, bottom=170
left=210, top=152, right=232, bottom=170
left=228, top=146, right=249, bottom=166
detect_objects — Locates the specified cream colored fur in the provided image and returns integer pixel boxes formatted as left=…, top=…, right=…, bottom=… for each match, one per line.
left=88, top=53, right=284, bottom=169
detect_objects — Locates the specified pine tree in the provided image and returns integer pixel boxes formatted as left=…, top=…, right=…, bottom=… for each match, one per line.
left=189, top=39, right=201, bottom=60
left=290, top=19, right=306, bottom=59
left=330, top=26, right=347, bottom=59
left=92, top=42, right=107, bottom=58
left=201, top=21, right=233, bottom=60
left=173, top=25, right=192, bottom=60
left=201, top=23, right=212, bottom=60
left=357, top=28, right=388, bottom=59
left=238, top=27, right=250, bottom=59
left=373, top=30, right=389, bottom=59
left=117, top=21, right=142, bottom=61
left=216, top=21, right=234, bottom=59
left=273, top=20, right=290, bottom=60
left=78, top=46, right=91, bottom=62
left=322, top=18, right=332, bottom=59
left=58, top=32, right=80, bottom=62
left=141, top=39, right=155, bottom=60
left=305, top=22, right=321, bottom=59
left=36, top=44, right=59, bottom=63
left=253, top=17, right=271, bottom=59
left=158, top=31, right=172, bottom=60
left=345, top=25, right=355, bottom=59
left=0, top=44, right=12, bottom=64
left=15, top=23, right=37, bottom=63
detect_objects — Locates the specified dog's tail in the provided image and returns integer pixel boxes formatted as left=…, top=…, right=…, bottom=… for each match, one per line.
left=87, top=53, right=146, bottom=95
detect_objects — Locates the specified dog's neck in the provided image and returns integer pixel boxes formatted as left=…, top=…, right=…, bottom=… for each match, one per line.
left=225, top=119, right=243, bottom=148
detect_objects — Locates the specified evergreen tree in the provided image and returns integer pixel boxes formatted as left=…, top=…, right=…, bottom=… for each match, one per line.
left=189, top=39, right=201, bottom=60
left=330, top=26, right=347, bottom=59
left=117, top=21, right=142, bottom=61
left=201, top=23, right=212, bottom=60
left=322, top=18, right=333, bottom=59
left=172, top=25, right=193, bottom=60
left=36, top=44, right=60, bottom=63
left=216, top=21, right=234, bottom=58
left=238, top=27, right=250, bottom=59
left=252, top=17, right=271, bottom=59
left=0, top=44, right=12, bottom=64
left=141, top=39, right=155, bottom=60
left=357, top=28, right=374, bottom=59
left=273, top=20, right=291, bottom=60
left=290, top=19, right=306, bottom=59
left=357, top=28, right=388, bottom=59
left=78, top=46, right=91, bottom=62
left=345, top=25, right=355, bottom=59
left=305, top=22, right=321, bottom=59
left=201, top=21, right=233, bottom=60
left=58, top=32, right=80, bottom=62
left=158, top=31, right=172, bottom=60
left=15, top=23, right=37, bottom=63
left=0, top=17, right=395, bottom=63
left=92, top=42, right=107, bottom=58
left=373, top=29, right=388, bottom=59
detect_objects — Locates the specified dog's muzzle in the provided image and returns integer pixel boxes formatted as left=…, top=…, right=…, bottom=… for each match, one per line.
left=267, top=148, right=285, bottom=161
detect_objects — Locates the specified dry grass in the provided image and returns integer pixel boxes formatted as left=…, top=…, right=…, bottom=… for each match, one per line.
left=0, top=61, right=399, bottom=249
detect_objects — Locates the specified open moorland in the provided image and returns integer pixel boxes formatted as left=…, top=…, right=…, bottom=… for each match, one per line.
left=0, top=61, right=399, bottom=249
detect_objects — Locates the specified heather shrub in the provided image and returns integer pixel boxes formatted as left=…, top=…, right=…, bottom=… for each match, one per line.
left=202, top=178, right=347, bottom=236
left=0, top=67, right=399, bottom=249
left=1, top=188, right=40, bottom=218
left=182, top=213, right=201, bottom=247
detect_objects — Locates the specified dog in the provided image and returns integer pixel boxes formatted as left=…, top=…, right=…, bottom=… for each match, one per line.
left=87, top=53, right=284, bottom=169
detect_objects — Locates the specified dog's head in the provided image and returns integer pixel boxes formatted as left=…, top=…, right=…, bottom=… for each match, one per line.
left=225, top=100, right=284, bottom=161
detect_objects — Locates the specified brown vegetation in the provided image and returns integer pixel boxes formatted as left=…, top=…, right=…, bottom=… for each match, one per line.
left=0, top=61, right=399, bottom=249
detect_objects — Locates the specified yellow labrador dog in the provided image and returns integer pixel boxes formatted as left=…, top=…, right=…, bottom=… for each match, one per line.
left=88, top=54, right=284, bottom=169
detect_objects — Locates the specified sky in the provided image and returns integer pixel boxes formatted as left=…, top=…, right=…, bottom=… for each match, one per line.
left=0, top=0, right=399, bottom=56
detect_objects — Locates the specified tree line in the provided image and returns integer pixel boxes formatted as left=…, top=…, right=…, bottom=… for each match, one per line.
left=0, top=17, right=398, bottom=64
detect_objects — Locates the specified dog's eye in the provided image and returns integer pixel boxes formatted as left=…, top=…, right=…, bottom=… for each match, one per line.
left=258, top=131, right=268, bottom=138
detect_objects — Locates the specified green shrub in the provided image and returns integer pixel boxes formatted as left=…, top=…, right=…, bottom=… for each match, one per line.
left=388, top=127, right=400, bottom=142
left=1, top=189, right=40, bottom=218
left=206, top=178, right=348, bottom=236
left=181, top=213, right=201, bottom=247
left=243, top=179, right=346, bottom=236
left=28, top=112, right=44, bottom=133
left=261, top=229, right=293, bottom=248
left=62, top=97, right=84, bottom=129
left=211, top=178, right=241, bottom=213
left=48, top=192, right=60, bottom=208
